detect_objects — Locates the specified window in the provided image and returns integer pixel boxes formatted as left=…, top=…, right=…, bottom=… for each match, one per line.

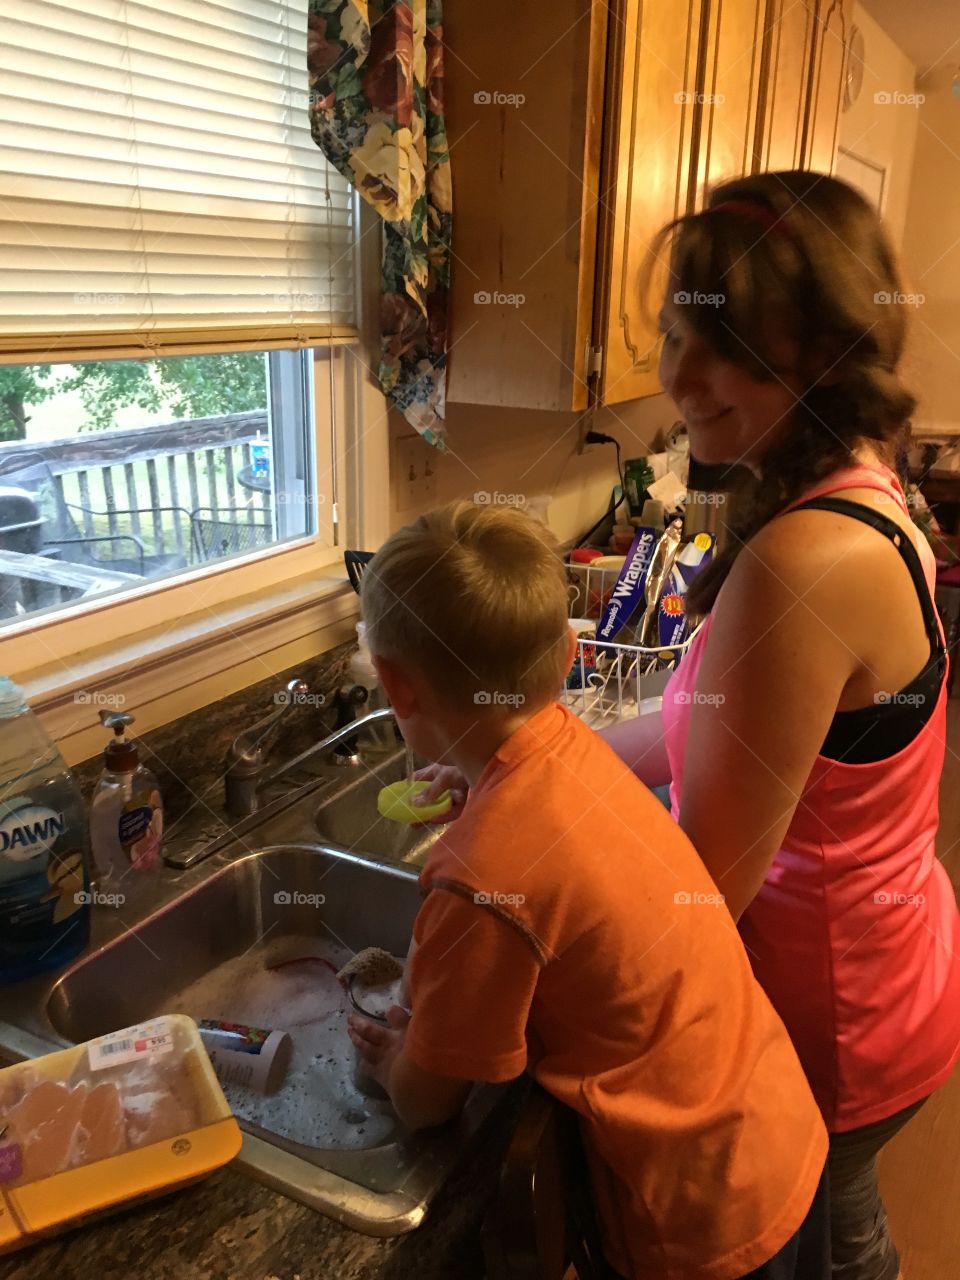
left=0, top=1, right=368, bottom=723
left=0, top=3, right=360, bottom=617
left=0, top=347, right=334, bottom=626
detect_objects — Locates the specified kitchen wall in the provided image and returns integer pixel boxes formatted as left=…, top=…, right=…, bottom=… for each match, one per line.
left=899, top=62, right=960, bottom=435
left=838, top=4, right=920, bottom=249
left=836, top=4, right=959, bottom=437
left=384, top=395, right=678, bottom=548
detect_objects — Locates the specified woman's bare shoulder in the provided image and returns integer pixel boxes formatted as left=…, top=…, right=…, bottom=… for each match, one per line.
left=719, top=490, right=926, bottom=693
left=738, top=490, right=914, bottom=595
left=726, top=508, right=858, bottom=603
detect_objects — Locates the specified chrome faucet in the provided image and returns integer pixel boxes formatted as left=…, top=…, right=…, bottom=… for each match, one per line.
left=224, top=677, right=309, bottom=818
left=165, top=705, right=402, bottom=869
left=224, top=692, right=399, bottom=820
left=265, top=705, right=397, bottom=781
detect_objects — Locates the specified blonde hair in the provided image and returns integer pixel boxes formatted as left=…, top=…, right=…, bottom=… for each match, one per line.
left=361, top=500, right=571, bottom=713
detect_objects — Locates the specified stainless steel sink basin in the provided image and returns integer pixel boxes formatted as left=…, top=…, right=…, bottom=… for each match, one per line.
left=47, top=845, right=418, bottom=1047
left=0, top=754, right=493, bottom=1236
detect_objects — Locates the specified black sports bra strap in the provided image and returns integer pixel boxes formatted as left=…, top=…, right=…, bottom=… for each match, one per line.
left=788, top=496, right=945, bottom=655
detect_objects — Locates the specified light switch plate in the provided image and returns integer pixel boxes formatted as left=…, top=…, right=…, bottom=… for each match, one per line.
left=396, top=433, right=438, bottom=512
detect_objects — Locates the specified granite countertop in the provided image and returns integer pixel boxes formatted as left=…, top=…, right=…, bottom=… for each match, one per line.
left=2, top=788, right=527, bottom=1280
left=2, top=1090, right=523, bottom=1280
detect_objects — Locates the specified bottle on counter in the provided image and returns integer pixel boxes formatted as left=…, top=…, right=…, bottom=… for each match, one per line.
left=623, top=457, right=656, bottom=517
left=346, top=622, right=394, bottom=751
left=89, top=710, right=163, bottom=884
left=0, top=677, right=92, bottom=982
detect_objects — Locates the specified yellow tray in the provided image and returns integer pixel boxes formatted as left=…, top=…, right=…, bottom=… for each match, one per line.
left=0, top=1014, right=241, bottom=1252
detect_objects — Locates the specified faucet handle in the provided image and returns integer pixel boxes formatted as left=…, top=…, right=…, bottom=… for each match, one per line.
left=228, top=676, right=310, bottom=770
left=276, top=677, right=309, bottom=709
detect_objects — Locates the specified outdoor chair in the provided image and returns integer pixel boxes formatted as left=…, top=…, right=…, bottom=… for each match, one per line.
left=190, top=506, right=272, bottom=562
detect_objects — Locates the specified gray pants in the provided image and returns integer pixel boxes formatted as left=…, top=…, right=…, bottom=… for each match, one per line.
left=828, top=1098, right=927, bottom=1280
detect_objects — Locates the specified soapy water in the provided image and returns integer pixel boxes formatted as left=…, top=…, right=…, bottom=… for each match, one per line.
left=162, top=937, right=404, bottom=1151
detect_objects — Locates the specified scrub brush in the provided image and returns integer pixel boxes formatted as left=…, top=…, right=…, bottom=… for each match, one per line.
left=338, top=948, right=405, bottom=1024
left=337, top=947, right=403, bottom=987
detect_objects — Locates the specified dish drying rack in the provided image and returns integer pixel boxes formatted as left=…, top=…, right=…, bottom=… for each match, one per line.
left=561, top=556, right=700, bottom=730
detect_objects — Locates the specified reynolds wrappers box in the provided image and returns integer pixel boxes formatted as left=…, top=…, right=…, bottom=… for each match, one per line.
left=0, top=1015, right=240, bottom=1252
left=596, top=527, right=658, bottom=647
left=657, top=533, right=715, bottom=647
left=658, top=585, right=689, bottom=647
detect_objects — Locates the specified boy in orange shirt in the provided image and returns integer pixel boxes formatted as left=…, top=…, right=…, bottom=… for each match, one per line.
left=349, top=500, right=829, bottom=1280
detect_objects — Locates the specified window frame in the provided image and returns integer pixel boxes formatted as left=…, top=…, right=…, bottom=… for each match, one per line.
left=6, top=338, right=389, bottom=764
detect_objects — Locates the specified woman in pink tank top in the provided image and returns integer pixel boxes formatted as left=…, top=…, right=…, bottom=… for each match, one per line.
left=600, top=172, right=960, bottom=1280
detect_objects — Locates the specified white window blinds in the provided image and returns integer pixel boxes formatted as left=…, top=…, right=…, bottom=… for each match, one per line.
left=0, top=0, right=357, bottom=362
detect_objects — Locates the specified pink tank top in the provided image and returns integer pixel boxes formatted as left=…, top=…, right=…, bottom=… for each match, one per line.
left=663, top=465, right=960, bottom=1131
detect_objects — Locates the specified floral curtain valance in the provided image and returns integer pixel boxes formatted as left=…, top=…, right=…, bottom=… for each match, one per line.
left=307, top=0, right=452, bottom=448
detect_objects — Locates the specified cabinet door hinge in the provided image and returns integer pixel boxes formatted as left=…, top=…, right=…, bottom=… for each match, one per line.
left=586, top=344, right=603, bottom=378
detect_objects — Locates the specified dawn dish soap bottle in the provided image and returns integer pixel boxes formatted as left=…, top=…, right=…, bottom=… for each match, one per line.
left=0, top=677, right=92, bottom=983
left=90, top=711, right=163, bottom=883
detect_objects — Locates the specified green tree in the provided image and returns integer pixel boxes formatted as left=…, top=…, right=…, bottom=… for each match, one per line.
left=61, top=353, right=267, bottom=430
left=0, top=365, right=61, bottom=441
left=0, top=353, right=267, bottom=439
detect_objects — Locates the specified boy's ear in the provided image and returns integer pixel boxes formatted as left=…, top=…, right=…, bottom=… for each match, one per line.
left=564, top=626, right=578, bottom=673
left=372, top=654, right=418, bottom=719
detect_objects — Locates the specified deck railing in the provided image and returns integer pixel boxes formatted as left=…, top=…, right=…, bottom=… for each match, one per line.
left=0, top=411, right=272, bottom=561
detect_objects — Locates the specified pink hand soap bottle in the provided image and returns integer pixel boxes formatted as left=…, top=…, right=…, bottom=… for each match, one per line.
left=89, top=711, right=163, bottom=884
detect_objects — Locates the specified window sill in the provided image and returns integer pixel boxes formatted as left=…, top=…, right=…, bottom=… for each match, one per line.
left=22, top=570, right=360, bottom=765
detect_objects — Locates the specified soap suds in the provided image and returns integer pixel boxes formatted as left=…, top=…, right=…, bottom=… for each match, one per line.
left=162, top=937, right=403, bottom=1151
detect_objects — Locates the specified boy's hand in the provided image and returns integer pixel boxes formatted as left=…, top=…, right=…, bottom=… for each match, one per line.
left=412, top=764, right=469, bottom=822
left=347, top=1004, right=473, bottom=1130
left=348, top=1005, right=410, bottom=1089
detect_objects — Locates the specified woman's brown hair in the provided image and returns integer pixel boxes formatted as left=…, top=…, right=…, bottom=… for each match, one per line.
left=645, top=170, right=917, bottom=613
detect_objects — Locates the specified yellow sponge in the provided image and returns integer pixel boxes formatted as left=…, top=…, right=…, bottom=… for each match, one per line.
left=377, top=779, right=453, bottom=824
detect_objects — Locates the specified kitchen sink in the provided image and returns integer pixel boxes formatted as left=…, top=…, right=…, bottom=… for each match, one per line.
left=0, top=750, right=490, bottom=1236
left=47, top=845, right=419, bottom=1047
left=312, top=752, right=445, bottom=865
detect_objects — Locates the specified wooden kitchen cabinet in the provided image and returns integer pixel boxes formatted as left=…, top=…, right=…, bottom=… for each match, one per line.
left=755, top=0, right=852, bottom=173
left=695, top=0, right=770, bottom=200
left=592, top=0, right=707, bottom=406
left=442, top=0, right=610, bottom=412
left=695, top=1, right=852, bottom=188
left=801, top=0, right=852, bottom=172
left=443, top=0, right=852, bottom=412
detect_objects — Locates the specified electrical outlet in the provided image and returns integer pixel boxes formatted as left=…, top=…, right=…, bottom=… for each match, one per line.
left=396, top=433, right=438, bottom=512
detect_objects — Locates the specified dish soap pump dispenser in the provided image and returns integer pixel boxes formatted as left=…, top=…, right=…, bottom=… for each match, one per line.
left=90, top=711, right=163, bottom=881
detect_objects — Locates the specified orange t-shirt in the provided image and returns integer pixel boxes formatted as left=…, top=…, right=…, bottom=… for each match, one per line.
left=405, top=703, right=827, bottom=1280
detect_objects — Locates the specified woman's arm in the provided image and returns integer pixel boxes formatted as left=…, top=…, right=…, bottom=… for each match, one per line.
left=676, top=517, right=856, bottom=921
left=598, top=706, right=671, bottom=788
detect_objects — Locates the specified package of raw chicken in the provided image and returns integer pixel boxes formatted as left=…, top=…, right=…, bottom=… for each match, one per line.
left=0, top=1014, right=241, bottom=1252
